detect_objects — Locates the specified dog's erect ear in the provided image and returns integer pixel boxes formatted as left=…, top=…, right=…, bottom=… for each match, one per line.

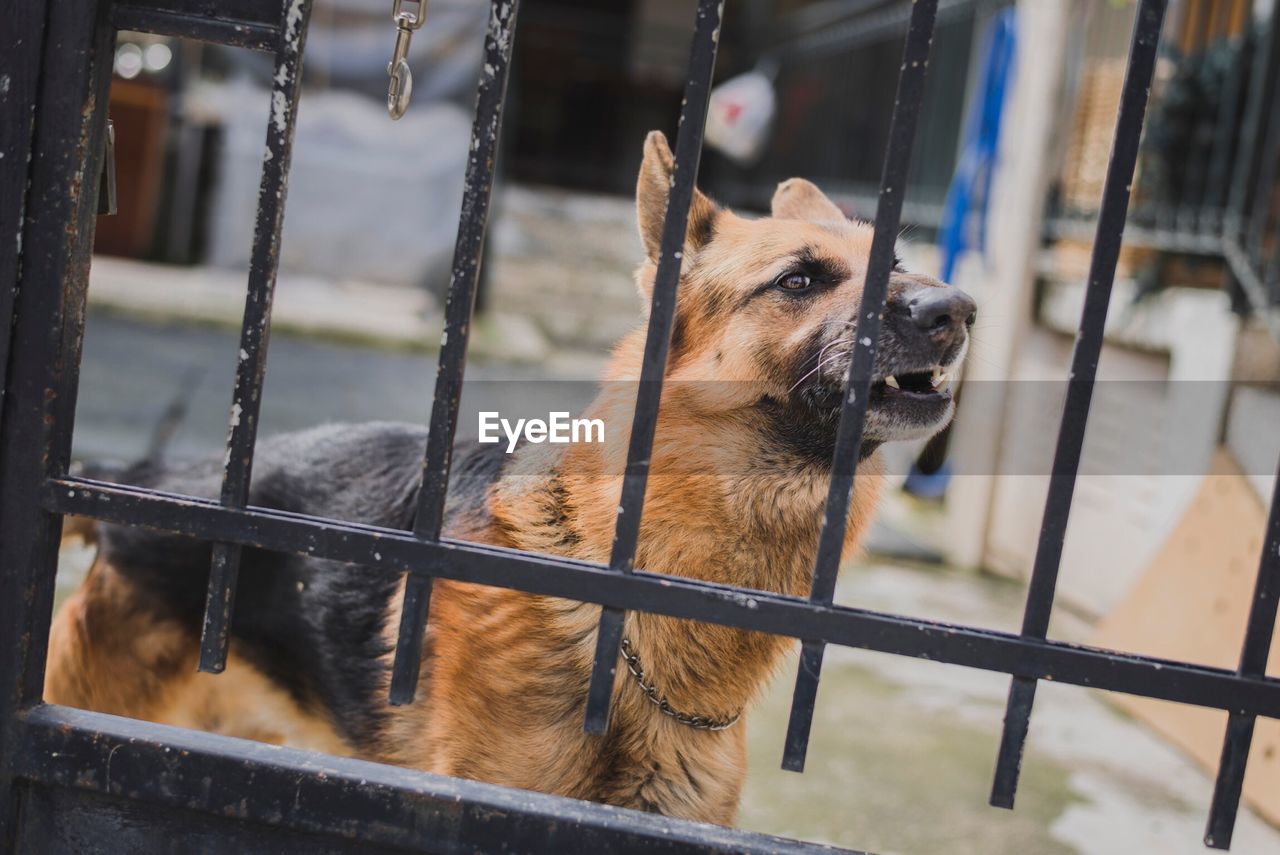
left=637, top=131, right=719, bottom=261
left=771, top=178, right=846, bottom=223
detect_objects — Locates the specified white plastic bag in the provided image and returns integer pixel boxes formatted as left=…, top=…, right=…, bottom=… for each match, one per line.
left=704, top=69, right=776, bottom=165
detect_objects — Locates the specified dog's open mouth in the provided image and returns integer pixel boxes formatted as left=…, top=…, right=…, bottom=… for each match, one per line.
left=865, top=362, right=956, bottom=434
left=791, top=356, right=959, bottom=444
left=873, top=364, right=952, bottom=400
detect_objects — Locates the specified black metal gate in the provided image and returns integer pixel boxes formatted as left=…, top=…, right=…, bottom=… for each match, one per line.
left=2, top=0, right=1279, bottom=852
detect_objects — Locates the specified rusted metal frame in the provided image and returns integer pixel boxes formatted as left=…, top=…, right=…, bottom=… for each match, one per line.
left=0, top=1, right=49, bottom=444
left=581, top=0, right=725, bottom=735
left=197, top=0, right=312, bottom=674
left=780, top=0, right=940, bottom=774
left=0, top=0, right=115, bottom=847
left=49, top=475, right=1280, bottom=720
left=387, top=0, right=522, bottom=706
left=12, top=704, right=855, bottom=855
left=1204, top=453, right=1280, bottom=850
left=989, top=0, right=1168, bottom=811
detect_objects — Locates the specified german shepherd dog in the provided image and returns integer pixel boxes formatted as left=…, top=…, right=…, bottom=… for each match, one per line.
left=46, top=131, right=974, bottom=825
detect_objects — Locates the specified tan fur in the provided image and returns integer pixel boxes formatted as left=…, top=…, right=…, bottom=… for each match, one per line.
left=47, top=131, right=961, bottom=825
left=383, top=132, right=885, bottom=822
left=46, top=557, right=350, bottom=755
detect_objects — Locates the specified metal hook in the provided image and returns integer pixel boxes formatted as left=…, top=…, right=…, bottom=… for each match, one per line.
left=387, top=0, right=428, bottom=120
left=388, top=57, right=413, bottom=120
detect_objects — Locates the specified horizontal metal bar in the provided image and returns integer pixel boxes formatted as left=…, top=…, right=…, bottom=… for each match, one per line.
left=1042, top=217, right=1225, bottom=256
left=782, top=0, right=940, bottom=774
left=779, top=0, right=977, bottom=60
left=12, top=704, right=849, bottom=855
left=390, top=0, right=522, bottom=707
left=583, top=0, right=724, bottom=735
left=113, top=5, right=278, bottom=52
left=45, top=476, right=1280, bottom=719
left=991, top=0, right=1168, bottom=810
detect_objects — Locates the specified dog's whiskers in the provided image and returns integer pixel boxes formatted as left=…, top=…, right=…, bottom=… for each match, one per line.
left=788, top=347, right=851, bottom=394
left=799, top=335, right=854, bottom=371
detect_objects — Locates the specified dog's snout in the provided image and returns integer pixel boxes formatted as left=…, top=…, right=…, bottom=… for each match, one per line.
left=907, top=287, right=976, bottom=338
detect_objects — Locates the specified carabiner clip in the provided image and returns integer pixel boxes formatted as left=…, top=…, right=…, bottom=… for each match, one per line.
left=387, top=0, right=429, bottom=120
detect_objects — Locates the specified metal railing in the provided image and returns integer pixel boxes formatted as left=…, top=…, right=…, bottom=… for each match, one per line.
left=2, top=0, right=1279, bottom=852
left=1047, top=0, right=1280, bottom=333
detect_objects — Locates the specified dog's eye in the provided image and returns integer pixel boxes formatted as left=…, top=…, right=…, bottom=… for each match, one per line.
left=776, top=272, right=812, bottom=292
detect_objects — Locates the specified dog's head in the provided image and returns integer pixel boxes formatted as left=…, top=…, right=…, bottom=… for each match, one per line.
left=632, top=131, right=974, bottom=458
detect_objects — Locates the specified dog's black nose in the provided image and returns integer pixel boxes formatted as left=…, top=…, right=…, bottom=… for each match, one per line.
left=908, top=286, right=977, bottom=335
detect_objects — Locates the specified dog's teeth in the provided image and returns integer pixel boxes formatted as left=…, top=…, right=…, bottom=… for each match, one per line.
left=931, top=366, right=949, bottom=388
left=884, top=375, right=899, bottom=389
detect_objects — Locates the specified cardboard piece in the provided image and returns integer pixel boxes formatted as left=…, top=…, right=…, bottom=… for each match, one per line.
left=1090, top=450, right=1280, bottom=828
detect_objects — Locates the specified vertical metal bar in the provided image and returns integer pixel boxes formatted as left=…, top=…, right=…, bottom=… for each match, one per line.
left=0, top=1, right=47, bottom=446
left=1157, top=0, right=1203, bottom=234
left=780, top=0, right=940, bottom=773
left=580, top=0, right=724, bottom=735
left=1182, top=6, right=1235, bottom=233
left=388, top=0, right=522, bottom=705
left=1266, top=208, right=1280, bottom=301
left=1203, top=29, right=1250, bottom=231
left=198, top=0, right=312, bottom=673
left=1245, top=84, right=1280, bottom=259
left=1173, top=0, right=1215, bottom=226
left=0, top=0, right=113, bottom=846
left=1204, top=455, right=1280, bottom=850
left=989, top=0, right=1167, bottom=810
left=1225, top=11, right=1280, bottom=241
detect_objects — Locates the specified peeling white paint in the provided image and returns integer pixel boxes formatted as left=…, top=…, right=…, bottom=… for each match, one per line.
left=271, top=91, right=288, bottom=136
left=284, top=0, right=306, bottom=37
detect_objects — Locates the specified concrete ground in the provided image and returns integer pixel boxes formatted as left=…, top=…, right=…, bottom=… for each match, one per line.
left=740, top=561, right=1280, bottom=855
left=62, top=309, right=1280, bottom=855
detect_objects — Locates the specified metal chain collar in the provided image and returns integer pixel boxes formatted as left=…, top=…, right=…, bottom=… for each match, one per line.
left=619, top=637, right=741, bottom=732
